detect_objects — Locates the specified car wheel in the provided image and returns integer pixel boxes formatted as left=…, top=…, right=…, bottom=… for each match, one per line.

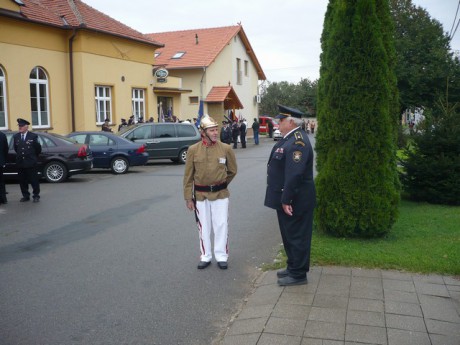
left=44, top=161, right=68, bottom=183
left=178, top=149, right=188, bottom=164
left=111, top=157, right=129, bottom=174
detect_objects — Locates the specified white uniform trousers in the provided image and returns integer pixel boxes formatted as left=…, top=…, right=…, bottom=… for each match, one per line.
left=195, top=198, right=229, bottom=262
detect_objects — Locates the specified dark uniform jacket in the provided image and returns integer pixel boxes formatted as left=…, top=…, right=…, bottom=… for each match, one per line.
left=0, top=131, right=8, bottom=167
left=13, top=132, right=42, bottom=168
left=264, top=128, right=315, bottom=212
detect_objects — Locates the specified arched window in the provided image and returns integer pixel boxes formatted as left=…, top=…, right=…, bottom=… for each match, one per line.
left=0, top=67, right=7, bottom=129
left=29, top=67, right=50, bottom=128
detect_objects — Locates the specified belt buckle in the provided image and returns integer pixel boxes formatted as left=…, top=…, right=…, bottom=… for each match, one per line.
left=209, top=185, right=215, bottom=192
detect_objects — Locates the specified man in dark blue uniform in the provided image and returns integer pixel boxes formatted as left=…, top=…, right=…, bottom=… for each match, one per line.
left=0, top=130, right=8, bottom=204
left=13, top=118, right=42, bottom=202
left=264, top=105, right=316, bottom=286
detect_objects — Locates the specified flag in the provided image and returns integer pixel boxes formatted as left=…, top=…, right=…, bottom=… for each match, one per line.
left=195, top=99, right=204, bottom=128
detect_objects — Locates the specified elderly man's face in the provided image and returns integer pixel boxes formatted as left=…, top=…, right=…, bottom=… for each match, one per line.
left=278, top=117, right=295, bottom=136
left=18, top=124, right=28, bottom=133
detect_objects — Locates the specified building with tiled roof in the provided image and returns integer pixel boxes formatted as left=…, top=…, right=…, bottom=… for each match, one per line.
left=146, top=25, right=266, bottom=125
left=0, top=0, right=163, bottom=132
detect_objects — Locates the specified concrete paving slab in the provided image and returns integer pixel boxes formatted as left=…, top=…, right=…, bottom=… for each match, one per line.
left=245, top=284, right=282, bottom=307
left=345, top=324, right=387, bottom=345
left=264, top=317, right=306, bottom=336
left=302, top=339, right=345, bottom=345
left=419, top=294, right=460, bottom=323
left=322, top=266, right=352, bottom=276
left=258, top=333, right=302, bottom=345
left=383, top=289, right=419, bottom=304
left=443, top=276, right=460, bottom=286
left=387, top=328, right=431, bottom=345
left=351, top=268, right=382, bottom=278
left=385, top=314, right=427, bottom=332
left=304, top=320, right=345, bottom=341
left=279, top=292, right=314, bottom=306
left=425, top=319, right=460, bottom=337
left=312, top=295, right=349, bottom=309
left=236, top=304, right=274, bottom=320
left=348, top=298, right=384, bottom=313
left=221, top=333, right=260, bottom=345
left=382, top=279, right=415, bottom=293
left=430, top=333, right=460, bottom=345
left=346, top=310, right=385, bottom=327
left=384, top=300, right=423, bottom=317
left=414, top=281, right=450, bottom=297
left=412, top=274, right=445, bottom=284
left=350, top=286, right=384, bottom=300
left=308, top=307, right=347, bottom=324
left=272, top=304, right=311, bottom=320
left=226, top=317, right=267, bottom=336
left=381, top=270, right=413, bottom=281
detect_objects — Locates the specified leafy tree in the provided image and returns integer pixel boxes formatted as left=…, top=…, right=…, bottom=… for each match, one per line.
left=315, top=0, right=400, bottom=238
left=390, top=0, right=457, bottom=111
left=400, top=99, right=460, bottom=205
left=259, top=79, right=317, bottom=116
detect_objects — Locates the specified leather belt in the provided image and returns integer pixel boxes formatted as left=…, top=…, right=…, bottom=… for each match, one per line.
left=194, top=182, right=227, bottom=192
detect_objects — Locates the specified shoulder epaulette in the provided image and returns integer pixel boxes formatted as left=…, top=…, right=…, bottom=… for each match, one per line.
left=294, top=131, right=305, bottom=146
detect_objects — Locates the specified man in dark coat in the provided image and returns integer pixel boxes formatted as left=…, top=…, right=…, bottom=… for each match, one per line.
left=0, top=130, right=8, bottom=204
left=220, top=121, right=232, bottom=144
left=13, top=118, right=42, bottom=202
left=231, top=121, right=239, bottom=149
left=239, top=120, right=247, bottom=148
left=264, top=105, right=316, bottom=286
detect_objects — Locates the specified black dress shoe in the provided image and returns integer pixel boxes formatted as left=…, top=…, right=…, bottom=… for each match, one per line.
left=197, top=261, right=211, bottom=269
left=277, top=276, right=307, bottom=286
left=33, top=197, right=40, bottom=203
left=20, top=197, right=30, bottom=202
left=217, top=262, right=228, bottom=270
left=277, top=269, right=289, bottom=278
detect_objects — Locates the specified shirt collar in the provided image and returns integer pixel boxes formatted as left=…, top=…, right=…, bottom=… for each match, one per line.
left=283, top=126, right=300, bottom=139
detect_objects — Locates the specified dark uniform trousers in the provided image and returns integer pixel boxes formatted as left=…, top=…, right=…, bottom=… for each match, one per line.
left=18, top=166, right=40, bottom=198
left=277, top=208, right=314, bottom=279
left=0, top=166, right=6, bottom=203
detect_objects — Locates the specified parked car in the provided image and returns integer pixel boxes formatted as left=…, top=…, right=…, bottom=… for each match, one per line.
left=2, top=131, right=93, bottom=183
left=273, top=129, right=283, bottom=141
left=118, top=123, right=201, bottom=164
left=67, top=131, right=149, bottom=174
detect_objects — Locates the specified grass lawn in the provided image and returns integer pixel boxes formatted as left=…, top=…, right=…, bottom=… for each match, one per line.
left=267, top=199, right=460, bottom=275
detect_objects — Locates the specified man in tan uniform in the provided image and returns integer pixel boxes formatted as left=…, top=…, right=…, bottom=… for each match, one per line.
left=183, top=115, right=237, bottom=269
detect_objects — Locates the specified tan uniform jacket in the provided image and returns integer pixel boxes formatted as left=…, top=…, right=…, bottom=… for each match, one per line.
left=183, top=141, right=237, bottom=201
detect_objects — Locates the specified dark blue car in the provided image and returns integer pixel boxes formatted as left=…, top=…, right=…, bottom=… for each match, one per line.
left=67, top=132, right=148, bottom=174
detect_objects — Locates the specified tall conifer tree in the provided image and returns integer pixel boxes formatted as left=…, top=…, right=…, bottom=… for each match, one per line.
left=316, top=0, right=399, bottom=237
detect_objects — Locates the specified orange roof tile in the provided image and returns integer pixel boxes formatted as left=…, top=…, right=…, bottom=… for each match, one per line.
left=1, top=0, right=163, bottom=47
left=205, top=86, right=244, bottom=110
left=146, top=26, right=266, bottom=80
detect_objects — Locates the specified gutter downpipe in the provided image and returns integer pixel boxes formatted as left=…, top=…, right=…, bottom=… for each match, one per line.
left=69, top=28, right=77, bottom=132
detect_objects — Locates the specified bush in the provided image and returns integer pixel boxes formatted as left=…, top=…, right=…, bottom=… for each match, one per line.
left=400, top=102, right=460, bottom=205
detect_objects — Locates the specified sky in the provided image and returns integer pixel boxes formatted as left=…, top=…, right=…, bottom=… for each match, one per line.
left=83, top=0, right=460, bottom=84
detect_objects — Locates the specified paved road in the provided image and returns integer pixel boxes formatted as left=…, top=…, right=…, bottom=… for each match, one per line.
left=0, top=136, right=297, bottom=345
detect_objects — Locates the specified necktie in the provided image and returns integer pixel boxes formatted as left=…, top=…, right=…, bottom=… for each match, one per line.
left=22, top=134, right=25, bottom=141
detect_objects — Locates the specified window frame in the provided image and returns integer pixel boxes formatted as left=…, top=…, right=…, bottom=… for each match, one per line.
left=132, top=88, right=146, bottom=123
left=29, top=66, right=50, bottom=128
left=95, top=85, right=112, bottom=124
left=0, top=66, right=8, bottom=130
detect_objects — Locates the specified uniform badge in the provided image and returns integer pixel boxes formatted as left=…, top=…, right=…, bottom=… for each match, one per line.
left=293, top=151, right=302, bottom=163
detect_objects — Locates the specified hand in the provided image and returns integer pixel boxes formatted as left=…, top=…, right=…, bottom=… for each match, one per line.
left=186, top=199, right=195, bottom=211
left=282, top=204, right=293, bottom=216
